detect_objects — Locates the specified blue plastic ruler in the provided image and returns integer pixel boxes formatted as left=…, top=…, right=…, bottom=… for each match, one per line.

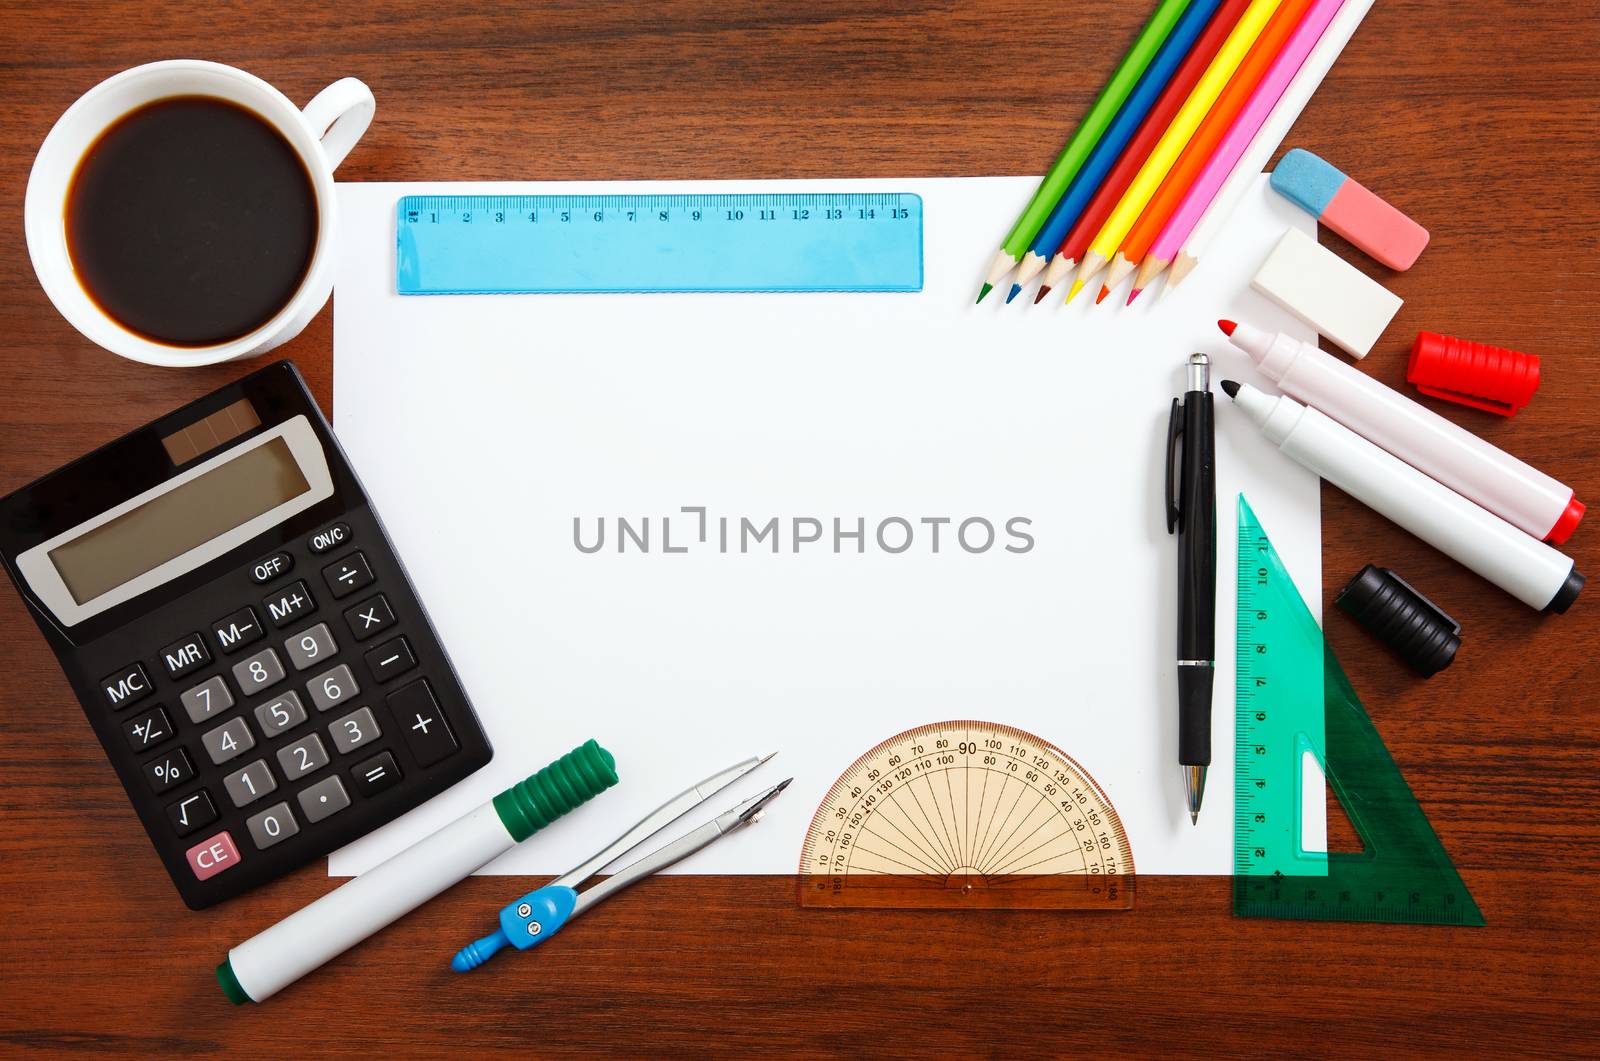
left=395, top=193, right=924, bottom=294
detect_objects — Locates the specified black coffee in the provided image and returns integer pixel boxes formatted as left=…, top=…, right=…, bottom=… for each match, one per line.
left=66, top=96, right=317, bottom=347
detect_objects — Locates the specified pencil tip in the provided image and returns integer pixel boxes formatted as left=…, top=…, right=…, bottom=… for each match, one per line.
left=976, top=283, right=992, bottom=305
left=1094, top=285, right=1109, bottom=305
left=1005, top=284, right=1021, bottom=304
left=1127, top=288, right=1142, bottom=306
left=1033, top=286, right=1051, bottom=304
left=1065, top=280, right=1085, bottom=304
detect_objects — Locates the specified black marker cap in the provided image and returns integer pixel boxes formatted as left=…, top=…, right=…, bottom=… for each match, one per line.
left=1336, top=565, right=1461, bottom=677
left=1547, top=567, right=1584, bottom=615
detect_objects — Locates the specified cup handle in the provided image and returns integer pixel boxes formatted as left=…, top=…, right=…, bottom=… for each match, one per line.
left=301, top=77, right=375, bottom=171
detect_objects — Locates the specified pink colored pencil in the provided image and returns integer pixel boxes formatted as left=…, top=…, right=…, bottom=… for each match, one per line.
left=1129, top=0, right=1347, bottom=302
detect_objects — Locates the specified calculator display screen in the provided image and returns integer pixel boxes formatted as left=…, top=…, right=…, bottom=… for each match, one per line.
left=48, top=437, right=311, bottom=604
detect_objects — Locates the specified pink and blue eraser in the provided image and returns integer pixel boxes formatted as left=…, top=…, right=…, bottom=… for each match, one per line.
left=1271, top=148, right=1430, bottom=270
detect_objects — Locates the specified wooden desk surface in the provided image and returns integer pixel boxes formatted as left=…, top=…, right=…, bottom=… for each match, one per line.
left=2, top=1, right=1597, bottom=1054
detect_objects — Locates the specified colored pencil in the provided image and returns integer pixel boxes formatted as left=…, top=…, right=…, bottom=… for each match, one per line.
left=975, top=0, right=1194, bottom=303
left=1004, top=0, right=1225, bottom=303
left=1033, top=0, right=1251, bottom=302
left=1131, top=0, right=1346, bottom=303
left=1100, top=0, right=1315, bottom=305
left=1064, top=0, right=1284, bottom=305
left=1164, top=0, right=1375, bottom=295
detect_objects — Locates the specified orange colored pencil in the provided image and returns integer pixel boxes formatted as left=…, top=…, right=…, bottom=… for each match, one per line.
left=1099, top=0, right=1316, bottom=304
left=1032, top=0, right=1252, bottom=304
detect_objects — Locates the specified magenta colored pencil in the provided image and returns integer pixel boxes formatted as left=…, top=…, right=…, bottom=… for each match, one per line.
left=1131, top=0, right=1347, bottom=299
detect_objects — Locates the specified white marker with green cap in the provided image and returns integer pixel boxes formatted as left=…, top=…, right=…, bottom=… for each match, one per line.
left=218, top=739, right=619, bottom=1003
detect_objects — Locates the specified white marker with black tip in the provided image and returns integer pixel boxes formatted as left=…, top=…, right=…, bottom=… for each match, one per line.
left=1222, top=380, right=1582, bottom=613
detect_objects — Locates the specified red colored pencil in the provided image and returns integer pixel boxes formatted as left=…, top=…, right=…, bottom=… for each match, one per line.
left=1109, top=0, right=1315, bottom=305
left=1034, top=0, right=1250, bottom=303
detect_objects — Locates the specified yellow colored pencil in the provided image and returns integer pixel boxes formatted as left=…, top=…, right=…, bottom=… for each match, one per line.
left=1065, top=0, right=1284, bottom=304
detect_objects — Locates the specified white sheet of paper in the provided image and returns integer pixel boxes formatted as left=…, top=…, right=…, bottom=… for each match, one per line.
left=328, top=175, right=1321, bottom=877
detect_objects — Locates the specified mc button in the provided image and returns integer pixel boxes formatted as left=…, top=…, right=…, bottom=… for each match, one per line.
left=100, top=662, right=154, bottom=711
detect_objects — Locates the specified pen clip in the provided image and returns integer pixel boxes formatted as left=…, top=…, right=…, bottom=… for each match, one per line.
left=1165, top=397, right=1184, bottom=534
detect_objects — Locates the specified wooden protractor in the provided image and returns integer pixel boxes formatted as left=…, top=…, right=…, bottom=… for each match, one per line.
left=798, top=721, right=1134, bottom=910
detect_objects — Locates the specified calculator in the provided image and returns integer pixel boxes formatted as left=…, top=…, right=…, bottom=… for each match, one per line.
left=0, top=362, right=492, bottom=908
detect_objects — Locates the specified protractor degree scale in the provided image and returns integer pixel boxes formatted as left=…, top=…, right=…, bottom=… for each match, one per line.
left=798, top=721, right=1134, bottom=910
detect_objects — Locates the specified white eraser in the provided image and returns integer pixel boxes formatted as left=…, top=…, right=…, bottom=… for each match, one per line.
left=1250, top=227, right=1402, bottom=359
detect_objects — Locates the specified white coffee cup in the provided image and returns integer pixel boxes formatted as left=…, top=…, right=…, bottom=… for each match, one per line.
left=24, top=60, right=374, bottom=368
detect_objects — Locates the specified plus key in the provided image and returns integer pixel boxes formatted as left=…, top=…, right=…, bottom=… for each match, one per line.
left=387, top=679, right=459, bottom=767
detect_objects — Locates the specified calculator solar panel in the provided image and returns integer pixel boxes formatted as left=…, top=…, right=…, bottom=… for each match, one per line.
left=0, top=361, right=492, bottom=908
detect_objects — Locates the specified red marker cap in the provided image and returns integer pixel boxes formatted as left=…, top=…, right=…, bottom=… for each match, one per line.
left=1549, top=496, right=1585, bottom=546
left=1407, top=331, right=1540, bottom=417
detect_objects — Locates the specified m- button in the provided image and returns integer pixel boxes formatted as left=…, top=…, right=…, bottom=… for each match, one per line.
left=343, top=594, right=395, bottom=642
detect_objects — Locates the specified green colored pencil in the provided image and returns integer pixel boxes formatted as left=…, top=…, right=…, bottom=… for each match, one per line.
left=976, top=0, right=1194, bottom=303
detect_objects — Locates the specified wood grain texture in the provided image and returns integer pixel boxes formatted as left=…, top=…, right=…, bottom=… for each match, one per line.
left=1, top=0, right=1598, bottom=1055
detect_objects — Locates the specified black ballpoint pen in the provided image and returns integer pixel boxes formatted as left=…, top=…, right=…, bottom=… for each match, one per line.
left=1165, top=353, right=1216, bottom=825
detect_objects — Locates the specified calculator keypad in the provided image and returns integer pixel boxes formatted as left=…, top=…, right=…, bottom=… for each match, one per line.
left=343, top=594, right=395, bottom=642
left=185, top=831, right=241, bottom=881
left=263, top=580, right=316, bottom=628
left=167, top=789, right=218, bottom=837
left=390, top=680, right=460, bottom=767
left=62, top=500, right=486, bottom=908
left=306, top=664, right=359, bottom=713
left=123, top=706, right=175, bottom=751
left=101, top=662, right=154, bottom=711
left=212, top=606, right=265, bottom=655
left=322, top=551, right=374, bottom=599
left=352, top=750, right=401, bottom=796
left=159, top=633, right=211, bottom=679
left=285, top=623, right=337, bottom=671
left=143, top=747, right=195, bottom=793
left=246, top=802, right=300, bottom=850
left=201, top=716, right=256, bottom=765
left=364, top=637, right=417, bottom=683
left=254, top=692, right=308, bottom=738
left=223, top=759, right=277, bottom=808
left=298, top=775, right=351, bottom=823
left=232, top=647, right=286, bottom=696
left=278, top=734, right=330, bottom=781
left=328, top=706, right=381, bottom=755
left=180, top=675, right=234, bottom=724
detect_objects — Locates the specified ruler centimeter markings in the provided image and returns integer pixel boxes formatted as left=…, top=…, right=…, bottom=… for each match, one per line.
left=1233, top=495, right=1329, bottom=882
left=395, top=192, right=924, bottom=294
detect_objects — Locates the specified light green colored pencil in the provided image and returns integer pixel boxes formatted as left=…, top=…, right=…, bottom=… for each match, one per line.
left=976, top=0, right=1194, bottom=303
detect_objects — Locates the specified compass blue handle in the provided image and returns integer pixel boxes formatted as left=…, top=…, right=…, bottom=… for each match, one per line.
left=450, top=885, right=578, bottom=973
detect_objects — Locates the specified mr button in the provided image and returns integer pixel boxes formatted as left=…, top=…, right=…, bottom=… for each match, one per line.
left=387, top=680, right=459, bottom=767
